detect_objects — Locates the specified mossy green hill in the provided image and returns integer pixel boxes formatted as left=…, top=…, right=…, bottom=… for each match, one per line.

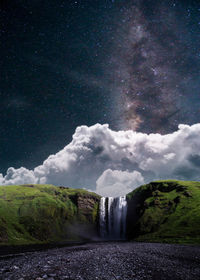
left=126, top=180, right=200, bottom=244
left=0, top=184, right=100, bottom=245
left=0, top=180, right=200, bottom=246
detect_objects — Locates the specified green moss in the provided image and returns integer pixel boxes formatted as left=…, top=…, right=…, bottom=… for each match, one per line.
left=127, top=180, right=200, bottom=245
left=0, top=184, right=100, bottom=245
left=92, top=202, right=99, bottom=223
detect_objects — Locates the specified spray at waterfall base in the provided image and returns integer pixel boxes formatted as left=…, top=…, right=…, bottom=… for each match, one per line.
left=99, top=196, right=127, bottom=240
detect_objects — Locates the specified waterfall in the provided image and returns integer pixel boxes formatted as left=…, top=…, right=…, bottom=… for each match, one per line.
left=99, top=196, right=127, bottom=240
left=108, top=197, right=114, bottom=238
left=99, top=197, right=107, bottom=238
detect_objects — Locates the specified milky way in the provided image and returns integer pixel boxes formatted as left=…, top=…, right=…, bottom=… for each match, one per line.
left=108, top=0, right=200, bottom=133
left=1, top=0, right=200, bottom=173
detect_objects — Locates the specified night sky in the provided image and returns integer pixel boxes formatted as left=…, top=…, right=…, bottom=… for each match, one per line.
left=1, top=0, right=200, bottom=176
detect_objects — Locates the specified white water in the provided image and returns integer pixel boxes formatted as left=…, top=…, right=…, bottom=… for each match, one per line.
left=99, top=197, right=107, bottom=238
left=99, top=196, right=127, bottom=240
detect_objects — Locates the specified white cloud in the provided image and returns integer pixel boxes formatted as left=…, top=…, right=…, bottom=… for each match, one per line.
left=96, top=169, right=144, bottom=197
left=0, top=167, right=37, bottom=186
left=1, top=123, right=200, bottom=196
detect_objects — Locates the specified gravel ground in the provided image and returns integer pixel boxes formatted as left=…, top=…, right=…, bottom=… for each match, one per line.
left=0, top=242, right=199, bottom=280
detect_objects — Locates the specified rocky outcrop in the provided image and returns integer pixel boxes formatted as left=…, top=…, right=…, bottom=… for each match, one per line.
left=77, top=195, right=99, bottom=220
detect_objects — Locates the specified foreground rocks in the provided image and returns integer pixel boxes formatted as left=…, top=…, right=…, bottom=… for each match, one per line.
left=0, top=242, right=199, bottom=280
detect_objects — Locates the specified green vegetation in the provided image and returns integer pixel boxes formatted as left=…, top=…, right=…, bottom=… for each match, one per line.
left=1, top=180, right=200, bottom=246
left=0, top=184, right=100, bottom=245
left=126, top=180, right=200, bottom=244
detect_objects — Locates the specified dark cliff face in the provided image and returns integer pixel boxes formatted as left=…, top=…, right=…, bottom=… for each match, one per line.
left=0, top=184, right=100, bottom=245
left=66, top=193, right=100, bottom=241
left=77, top=195, right=99, bottom=221
left=126, top=180, right=200, bottom=244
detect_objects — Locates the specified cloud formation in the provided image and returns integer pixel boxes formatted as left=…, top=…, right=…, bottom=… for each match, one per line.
left=0, top=123, right=200, bottom=196
left=96, top=169, right=144, bottom=197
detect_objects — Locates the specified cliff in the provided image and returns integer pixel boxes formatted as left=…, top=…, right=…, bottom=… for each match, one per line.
left=0, top=184, right=100, bottom=245
left=1, top=180, right=200, bottom=246
left=126, top=180, right=200, bottom=244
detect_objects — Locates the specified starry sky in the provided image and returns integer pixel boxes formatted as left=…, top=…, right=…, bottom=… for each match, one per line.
left=1, top=0, right=200, bottom=175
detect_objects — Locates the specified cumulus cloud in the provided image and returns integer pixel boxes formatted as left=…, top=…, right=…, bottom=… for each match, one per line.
left=0, top=167, right=37, bottom=186
left=96, top=169, right=144, bottom=197
left=1, top=123, right=200, bottom=196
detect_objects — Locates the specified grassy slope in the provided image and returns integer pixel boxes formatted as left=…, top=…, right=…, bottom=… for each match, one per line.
left=0, top=184, right=100, bottom=245
left=126, top=180, right=200, bottom=244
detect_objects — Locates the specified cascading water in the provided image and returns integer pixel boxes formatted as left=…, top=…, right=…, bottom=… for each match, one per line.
left=99, top=196, right=127, bottom=240
left=99, top=197, right=107, bottom=238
